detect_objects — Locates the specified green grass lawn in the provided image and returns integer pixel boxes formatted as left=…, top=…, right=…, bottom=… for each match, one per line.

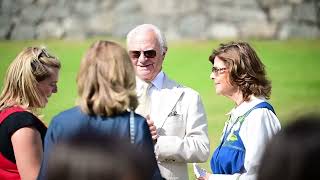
left=1, top=39, right=320, bottom=179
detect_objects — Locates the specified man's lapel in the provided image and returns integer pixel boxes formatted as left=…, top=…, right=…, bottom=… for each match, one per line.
left=156, top=74, right=184, bottom=128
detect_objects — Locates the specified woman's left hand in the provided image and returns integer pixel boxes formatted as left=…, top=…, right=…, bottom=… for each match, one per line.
left=196, top=172, right=211, bottom=180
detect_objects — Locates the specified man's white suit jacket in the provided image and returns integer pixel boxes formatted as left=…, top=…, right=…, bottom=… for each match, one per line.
left=137, top=74, right=210, bottom=180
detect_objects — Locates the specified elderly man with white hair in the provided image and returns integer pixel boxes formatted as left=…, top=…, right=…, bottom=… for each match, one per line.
left=126, top=24, right=210, bottom=180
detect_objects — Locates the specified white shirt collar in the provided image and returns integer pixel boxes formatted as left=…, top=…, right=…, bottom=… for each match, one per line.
left=226, top=96, right=267, bottom=119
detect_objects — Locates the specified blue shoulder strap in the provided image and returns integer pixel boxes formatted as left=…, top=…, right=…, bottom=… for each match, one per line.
left=237, top=101, right=276, bottom=129
left=247, top=101, right=276, bottom=116
left=129, top=111, right=135, bottom=144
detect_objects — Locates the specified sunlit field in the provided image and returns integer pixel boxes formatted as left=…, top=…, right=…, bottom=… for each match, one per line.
left=1, top=39, right=320, bottom=179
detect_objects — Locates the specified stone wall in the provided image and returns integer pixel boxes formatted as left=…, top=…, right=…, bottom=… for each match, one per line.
left=0, top=0, right=319, bottom=40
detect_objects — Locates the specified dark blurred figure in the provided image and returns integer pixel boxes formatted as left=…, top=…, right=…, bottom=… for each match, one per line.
left=47, top=132, right=154, bottom=180
left=257, top=114, right=320, bottom=180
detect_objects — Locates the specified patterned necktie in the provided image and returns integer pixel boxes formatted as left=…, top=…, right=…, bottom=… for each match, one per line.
left=136, top=82, right=152, bottom=117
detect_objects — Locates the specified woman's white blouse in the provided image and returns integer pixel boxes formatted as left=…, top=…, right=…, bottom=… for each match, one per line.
left=209, top=96, right=281, bottom=180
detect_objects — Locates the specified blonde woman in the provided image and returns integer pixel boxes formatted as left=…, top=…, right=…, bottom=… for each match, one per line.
left=38, top=40, right=163, bottom=180
left=0, top=47, right=60, bottom=180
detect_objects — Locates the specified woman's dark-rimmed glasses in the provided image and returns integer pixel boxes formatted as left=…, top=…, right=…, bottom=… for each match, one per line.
left=212, top=67, right=227, bottom=75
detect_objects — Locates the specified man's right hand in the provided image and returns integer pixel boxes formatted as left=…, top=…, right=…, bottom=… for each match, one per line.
left=146, top=115, right=159, bottom=143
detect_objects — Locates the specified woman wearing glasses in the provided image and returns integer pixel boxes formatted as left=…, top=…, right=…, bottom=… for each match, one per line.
left=197, top=41, right=281, bottom=180
left=0, top=47, right=60, bottom=180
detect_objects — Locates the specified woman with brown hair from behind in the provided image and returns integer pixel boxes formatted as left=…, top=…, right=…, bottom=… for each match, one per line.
left=38, top=40, right=163, bottom=180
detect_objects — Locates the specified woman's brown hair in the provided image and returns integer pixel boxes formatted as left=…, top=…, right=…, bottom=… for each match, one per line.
left=209, top=41, right=271, bottom=101
left=77, top=40, right=138, bottom=116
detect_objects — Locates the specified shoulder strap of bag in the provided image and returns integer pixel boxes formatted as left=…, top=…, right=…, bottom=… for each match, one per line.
left=129, top=110, right=135, bottom=144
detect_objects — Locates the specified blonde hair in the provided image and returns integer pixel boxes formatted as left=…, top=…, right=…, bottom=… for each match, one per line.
left=77, top=40, right=138, bottom=116
left=0, top=47, right=61, bottom=112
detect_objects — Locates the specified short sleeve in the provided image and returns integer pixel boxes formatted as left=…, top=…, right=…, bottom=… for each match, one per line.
left=0, top=111, right=47, bottom=163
